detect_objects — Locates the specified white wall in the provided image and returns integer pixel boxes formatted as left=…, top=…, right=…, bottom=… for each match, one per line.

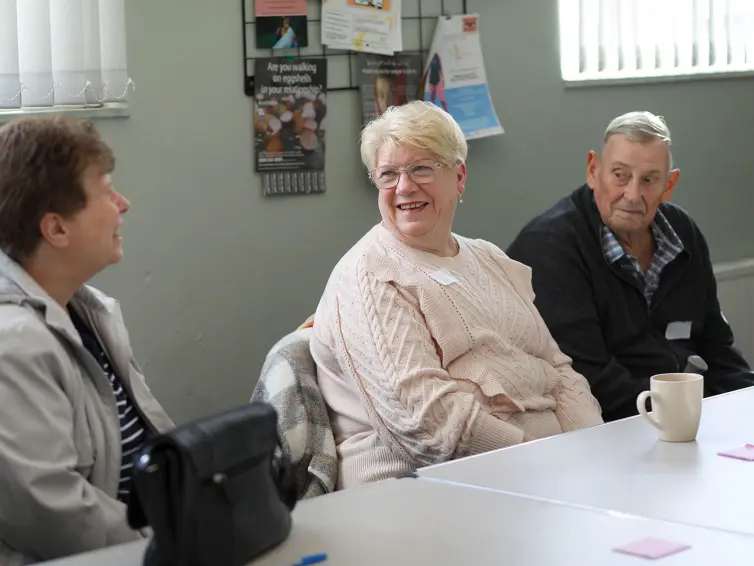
left=715, top=260, right=754, bottom=363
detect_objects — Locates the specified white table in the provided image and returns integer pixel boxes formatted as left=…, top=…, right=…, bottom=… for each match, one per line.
left=420, top=386, right=754, bottom=535
left=41, top=476, right=754, bottom=565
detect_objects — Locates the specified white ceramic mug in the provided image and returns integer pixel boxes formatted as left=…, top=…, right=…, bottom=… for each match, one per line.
left=636, top=373, right=704, bottom=442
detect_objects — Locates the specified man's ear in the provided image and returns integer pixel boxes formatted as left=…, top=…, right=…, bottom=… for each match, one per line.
left=39, top=212, right=71, bottom=251
left=586, top=150, right=599, bottom=190
left=662, top=169, right=681, bottom=202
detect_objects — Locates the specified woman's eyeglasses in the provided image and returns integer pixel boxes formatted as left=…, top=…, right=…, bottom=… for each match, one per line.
left=369, top=161, right=444, bottom=190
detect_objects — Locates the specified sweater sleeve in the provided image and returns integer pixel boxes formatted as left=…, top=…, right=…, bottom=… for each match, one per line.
left=543, top=340, right=604, bottom=431
left=506, top=227, right=645, bottom=421
left=328, top=256, right=524, bottom=468
left=477, top=237, right=602, bottom=430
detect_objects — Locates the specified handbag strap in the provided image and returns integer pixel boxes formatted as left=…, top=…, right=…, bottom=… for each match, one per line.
left=273, top=441, right=298, bottom=511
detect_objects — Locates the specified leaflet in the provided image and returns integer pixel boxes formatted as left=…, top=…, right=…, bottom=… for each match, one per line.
left=422, top=14, right=503, bottom=140
left=321, top=0, right=402, bottom=55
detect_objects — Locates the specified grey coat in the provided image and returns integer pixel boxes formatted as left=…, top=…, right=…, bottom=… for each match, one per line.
left=0, top=253, right=174, bottom=565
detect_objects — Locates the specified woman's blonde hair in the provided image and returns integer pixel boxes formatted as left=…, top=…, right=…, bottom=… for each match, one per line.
left=359, top=100, right=467, bottom=172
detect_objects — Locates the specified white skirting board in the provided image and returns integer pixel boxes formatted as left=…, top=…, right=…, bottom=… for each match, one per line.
left=714, top=258, right=754, bottom=363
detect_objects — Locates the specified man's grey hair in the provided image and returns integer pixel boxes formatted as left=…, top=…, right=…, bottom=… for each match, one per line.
left=603, top=111, right=674, bottom=169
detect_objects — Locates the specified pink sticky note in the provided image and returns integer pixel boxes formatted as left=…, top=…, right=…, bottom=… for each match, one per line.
left=613, top=538, right=691, bottom=559
left=255, top=0, right=307, bottom=17
left=718, top=445, right=754, bottom=461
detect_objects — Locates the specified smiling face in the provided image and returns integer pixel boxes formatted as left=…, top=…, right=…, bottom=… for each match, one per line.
left=587, top=134, right=680, bottom=238
left=374, top=143, right=466, bottom=255
left=40, top=166, right=131, bottom=280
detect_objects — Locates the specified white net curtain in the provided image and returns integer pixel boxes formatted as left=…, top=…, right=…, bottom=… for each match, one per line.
left=0, top=0, right=129, bottom=108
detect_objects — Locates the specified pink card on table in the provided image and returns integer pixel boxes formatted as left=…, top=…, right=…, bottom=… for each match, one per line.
left=718, top=444, right=754, bottom=461
left=613, top=538, right=691, bottom=559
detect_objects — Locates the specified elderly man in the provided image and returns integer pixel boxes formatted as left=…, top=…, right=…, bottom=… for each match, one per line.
left=507, top=111, right=753, bottom=422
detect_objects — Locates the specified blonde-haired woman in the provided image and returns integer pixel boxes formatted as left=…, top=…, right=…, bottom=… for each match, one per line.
left=310, top=101, right=603, bottom=489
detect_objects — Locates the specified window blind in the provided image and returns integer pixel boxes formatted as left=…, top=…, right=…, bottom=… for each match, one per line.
left=559, top=0, right=754, bottom=82
left=0, top=0, right=129, bottom=109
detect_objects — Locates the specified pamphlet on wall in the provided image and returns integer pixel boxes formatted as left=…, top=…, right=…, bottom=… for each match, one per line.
left=321, top=0, right=402, bottom=55
left=421, top=14, right=503, bottom=140
left=253, top=57, right=328, bottom=195
left=358, top=53, right=421, bottom=124
left=254, top=0, right=309, bottom=49
left=255, top=15, right=309, bottom=49
left=254, top=0, right=307, bottom=17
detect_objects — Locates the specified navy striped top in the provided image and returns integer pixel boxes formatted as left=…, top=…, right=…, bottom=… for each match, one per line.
left=68, top=307, right=147, bottom=502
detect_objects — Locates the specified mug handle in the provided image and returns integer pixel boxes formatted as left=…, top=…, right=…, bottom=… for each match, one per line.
left=636, top=391, right=663, bottom=431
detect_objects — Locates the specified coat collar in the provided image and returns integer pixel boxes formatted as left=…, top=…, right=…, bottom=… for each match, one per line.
left=0, top=251, right=109, bottom=347
left=573, top=183, right=607, bottom=243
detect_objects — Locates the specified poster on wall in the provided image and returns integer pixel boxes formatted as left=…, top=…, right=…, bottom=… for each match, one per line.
left=254, top=0, right=307, bottom=16
left=421, top=14, right=503, bottom=140
left=254, top=0, right=308, bottom=49
left=253, top=57, right=327, bottom=195
left=358, top=53, right=421, bottom=125
left=255, top=15, right=309, bottom=49
left=321, top=0, right=402, bottom=55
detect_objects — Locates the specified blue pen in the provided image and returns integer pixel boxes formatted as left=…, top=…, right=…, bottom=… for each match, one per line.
left=296, top=553, right=328, bottom=565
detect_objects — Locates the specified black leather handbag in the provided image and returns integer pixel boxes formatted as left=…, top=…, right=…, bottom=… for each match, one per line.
left=127, top=401, right=297, bottom=566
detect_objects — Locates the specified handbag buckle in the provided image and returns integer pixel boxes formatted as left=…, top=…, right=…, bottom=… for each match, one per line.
left=137, top=453, right=159, bottom=473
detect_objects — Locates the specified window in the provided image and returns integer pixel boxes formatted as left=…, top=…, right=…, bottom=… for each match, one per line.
left=558, top=0, right=754, bottom=84
left=0, top=0, right=130, bottom=111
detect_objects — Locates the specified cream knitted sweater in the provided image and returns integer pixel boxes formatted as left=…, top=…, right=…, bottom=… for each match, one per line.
left=311, top=224, right=603, bottom=489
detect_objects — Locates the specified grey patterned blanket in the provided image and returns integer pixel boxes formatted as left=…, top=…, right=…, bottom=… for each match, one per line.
left=251, top=325, right=338, bottom=499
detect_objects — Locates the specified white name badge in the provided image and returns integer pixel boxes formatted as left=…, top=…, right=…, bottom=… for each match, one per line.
left=666, top=321, right=692, bottom=340
left=429, top=269, right=458, bottom=286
